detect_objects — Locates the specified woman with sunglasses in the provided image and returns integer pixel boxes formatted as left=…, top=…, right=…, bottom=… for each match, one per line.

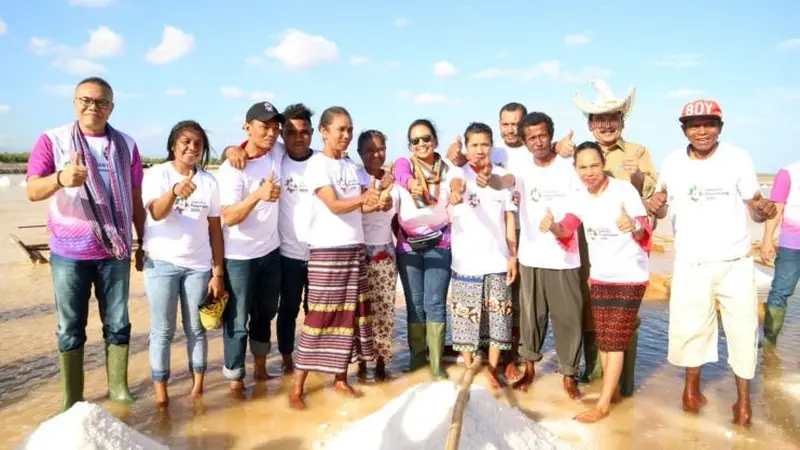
left=141, top=120, right=226, bottom=407
left=393, top=119, right=452, bottom=379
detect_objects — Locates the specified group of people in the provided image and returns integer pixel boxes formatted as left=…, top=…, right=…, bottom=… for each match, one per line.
left=25, top=76, right=798, bottom=428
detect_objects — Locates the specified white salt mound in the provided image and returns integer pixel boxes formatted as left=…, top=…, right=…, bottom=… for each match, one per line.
left=0, top=176, right=10, bottom=188
left=16, top=402, right=168, bottom=450
left=324, top=381, right=577, bottom=450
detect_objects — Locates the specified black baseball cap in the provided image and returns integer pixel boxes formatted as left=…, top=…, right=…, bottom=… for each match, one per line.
left=245, top=101, right=284, bottom=124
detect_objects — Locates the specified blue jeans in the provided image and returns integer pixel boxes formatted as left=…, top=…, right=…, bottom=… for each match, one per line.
left=397, top=248, right=451, bottom=324
left=767, top=246, right=800, bottom=309
left=50, top=253, right=131, bottom=353
left=222, top=248, right=281, bottom=381
left=144, top=258, right=210, bottom=382
left=277, top=256, right=308, bottom=355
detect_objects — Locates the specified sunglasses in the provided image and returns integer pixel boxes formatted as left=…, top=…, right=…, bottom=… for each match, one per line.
left=75, top=97, right=112, bottom=109
left=410, top=135, right=433, bottom=146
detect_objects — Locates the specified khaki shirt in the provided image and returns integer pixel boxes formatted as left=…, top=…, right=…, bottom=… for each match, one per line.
left=602, top=139, right=658, bottom=199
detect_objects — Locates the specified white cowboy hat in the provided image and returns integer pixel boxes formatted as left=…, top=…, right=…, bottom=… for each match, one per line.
left=573, top=79, right=636, bottom=118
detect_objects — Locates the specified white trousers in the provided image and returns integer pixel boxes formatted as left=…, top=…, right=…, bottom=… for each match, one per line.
left=667, top=256, right=758, bottom=380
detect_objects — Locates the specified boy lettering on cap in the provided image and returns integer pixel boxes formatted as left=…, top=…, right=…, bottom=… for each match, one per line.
left=648, top=98, right=777, bottom=426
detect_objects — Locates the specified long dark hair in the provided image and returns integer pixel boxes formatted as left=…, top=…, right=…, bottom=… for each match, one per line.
left=166, top=120, right=211, bottom=169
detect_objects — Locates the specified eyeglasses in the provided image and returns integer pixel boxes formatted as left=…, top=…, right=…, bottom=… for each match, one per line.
left=410, top=135, right=433, bottom=146
left=75, top=97, right=112, bottom=109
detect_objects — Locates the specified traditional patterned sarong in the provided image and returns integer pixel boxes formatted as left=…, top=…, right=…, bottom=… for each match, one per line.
left=295, top=245, right=374, bottom=374
left=449, top=271, right=513, bottom=353
left=590, top=282, right=646, bottom=352
left=365, top=243, right=397, bottom=363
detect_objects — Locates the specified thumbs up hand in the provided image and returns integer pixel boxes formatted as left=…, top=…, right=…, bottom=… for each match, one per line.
left=446, top=135, right=464, bottom=165
left=646, top=183, right=668, bottom=215
left=173, top=167, right=198, bottom=200
left=616, top=203, right=636, bottom=233
left=448, top=178, right=466, bottom=205
left=59, top=151, right=89, bottom=187
left=379, top=161, right=395, bottom=191
left=257, top=169, right=281, bottom=202
left=539, top=207, right=555, bottom=233
left=555, top=129, right=576, bottom=157
left=476, top=164, right=492, bottom=188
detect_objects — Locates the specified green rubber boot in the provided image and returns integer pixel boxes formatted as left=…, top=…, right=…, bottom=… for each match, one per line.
left=763, top=306, right=787, bottom=348
left=427, top=322, right=448, bottom=379
left=619, top=327, right=639, bottom=397
left=579, top=331, right=603, bottom=383
left=59, top=347, right=85, bottom=412
left=407, top=323, right=428, bottom=372
left=106, top=343, right=135, bottom=403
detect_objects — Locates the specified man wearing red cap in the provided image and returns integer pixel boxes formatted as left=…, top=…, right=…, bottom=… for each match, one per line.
left=647, top=99, right=777, bottom=426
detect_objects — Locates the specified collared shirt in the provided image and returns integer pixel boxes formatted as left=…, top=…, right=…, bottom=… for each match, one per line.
left=602, top=139, right=658, bottom=199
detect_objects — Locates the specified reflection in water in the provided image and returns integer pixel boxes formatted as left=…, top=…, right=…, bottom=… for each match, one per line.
left=1, top=250, right=799, bottom=449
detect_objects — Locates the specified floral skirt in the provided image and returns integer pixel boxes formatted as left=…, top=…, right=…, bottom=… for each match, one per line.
left=366, top=244, right=398, bottom=363
left=449, top=271, right=512, bottom=353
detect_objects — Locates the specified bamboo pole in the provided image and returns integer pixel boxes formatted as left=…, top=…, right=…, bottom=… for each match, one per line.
left=444, top=354, right=483, bottom=450
left=9, top=234, right=48, bottom=264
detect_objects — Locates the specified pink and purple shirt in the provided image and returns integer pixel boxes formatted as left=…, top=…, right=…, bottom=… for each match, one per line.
left=26, top=123, right=143, bottom=260
left=770, top=164, right=800, bottom=250
left=393, top=156, right=452, bottom=253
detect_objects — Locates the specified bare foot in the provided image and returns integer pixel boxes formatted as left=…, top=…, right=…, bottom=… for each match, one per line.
left=574, top=407, right=609, bottom=423
left=563, top=376, right=582, bottom=400
left=253, top=355, right=272, bottom=381
left=504, top=362, right=524, bottom=387
left=732, top=401, right=752, bottom=426
left=191, top=374, right=204, bottom=399
left=682, top=391, right=708, bottom=413
left=611, top=390, right=623, bottom=404
left=282, top=354, right=294, bottom=375
left=333, top=381, right=364, bottom=398
left=154, top=382, right=169, bottom=408
left=289, top=387, right=306, bottom=410
left=515, top=362, right=535, bottom=392
left=191, top=385, right=203, bottom=399
left=487, top=366, right=505, bottom=389
left=229, top=380, right=245, bottom=392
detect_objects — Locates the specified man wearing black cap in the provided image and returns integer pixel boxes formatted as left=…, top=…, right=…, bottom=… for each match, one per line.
left=216, top=101, right=286, bottom=391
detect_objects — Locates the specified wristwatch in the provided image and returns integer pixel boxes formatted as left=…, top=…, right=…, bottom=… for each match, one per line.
left=632, top=220, right=643, bottom=234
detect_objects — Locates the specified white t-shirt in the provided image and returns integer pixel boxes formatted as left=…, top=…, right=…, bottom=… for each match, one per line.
left=357, top=168, right=398, bottom=246
left=516, top=155, right=584, bottom=269
left=216, top=144, right=285, bottom=260
left=491, top=143, right=531, bottom=230
left=447, top=165, right=515, bottom=276
left=279, top=152, right=315, bottom=261
left=657, top=142, right=760, bottom=264
left=306, top=153, right=367, bottom=248
left=572, top=177, right=649, bottom=283
left=142, top=162, right=221, bottom=272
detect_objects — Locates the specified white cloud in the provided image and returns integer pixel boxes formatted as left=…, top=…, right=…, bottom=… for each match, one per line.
left=29, top=37, right=70, bottom=56
left=0, top=17, right=7, bottom=36
left=43, top=84, right=74, bottom=97
left=412, top=93, right=449, bottom=105
left=68, top=0, right=113, bottom=6
left=250, top=90, right=276, bottom=101
left=565, top=33, right=592, bottom=45
left=245, top=56, right=265, bottom=67
left=82, top=26, right=123, bottom=58
left=777, top=38, right=800, bottom=51
left=0, top=105, right=10, bottom=114
left=220, top=86, right=245, bottom=99
left=145, top=26, right=195, bottom=65
left=52, top=58, right=106, bottom=75
left=664, top=88, right=704, bottom=99
left=393, top=17, right=410, bottom=27
left=266, top=29, right=338, bottom=69
left=165, top=88, right=186, bottom=96
left=472, top=60, right=610, bottom=84
left=350, top=55, right=369, bottom=66
left=433, top=60, right=457, bottom=78
left=653, top=54, right=702, bottom=69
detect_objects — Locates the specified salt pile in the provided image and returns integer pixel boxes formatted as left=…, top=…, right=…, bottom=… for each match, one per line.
left=16, top=402, right=168, bottom=450
left=324, top=381, right=577, bottom=450
left=0, top=176, right=10, bottom=188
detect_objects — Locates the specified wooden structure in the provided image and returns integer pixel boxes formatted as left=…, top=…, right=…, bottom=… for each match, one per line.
left=444, top=354, right=483, bottom=450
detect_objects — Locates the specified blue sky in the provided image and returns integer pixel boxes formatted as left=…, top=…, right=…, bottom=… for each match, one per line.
left=0, top=0, right=798, bottom=172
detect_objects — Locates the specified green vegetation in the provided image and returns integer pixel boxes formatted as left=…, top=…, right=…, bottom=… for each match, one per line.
left=0, top=153, right=30, bottom=164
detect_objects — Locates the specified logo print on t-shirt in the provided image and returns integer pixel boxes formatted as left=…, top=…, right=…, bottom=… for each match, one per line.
left=688, top=185, right=703, bottom=202
left=285, top=176, right=306, bottom=194
left=174, top=197, right=188, bottom=215
left=467, top=193, right=480, bottom=208
left=585, top=227, right=598, bottom=240
left=529, top=186, right=542, bottom=202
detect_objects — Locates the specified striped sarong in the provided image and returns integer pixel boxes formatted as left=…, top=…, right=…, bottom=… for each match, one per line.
left=295, top=244, right=374, bottom=374
left=590, top=282, right=646, bottom=352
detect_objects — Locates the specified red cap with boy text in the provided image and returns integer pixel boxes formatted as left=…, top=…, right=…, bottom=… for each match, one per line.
left=679, top=99, right=723, bottom=122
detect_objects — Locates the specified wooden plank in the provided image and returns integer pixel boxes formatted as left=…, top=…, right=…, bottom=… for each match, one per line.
left=444, top=354, right=483, bottom=450
left=17, top=224, right=47, bottom=229
left=9, top=234, right=48, bottom=264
